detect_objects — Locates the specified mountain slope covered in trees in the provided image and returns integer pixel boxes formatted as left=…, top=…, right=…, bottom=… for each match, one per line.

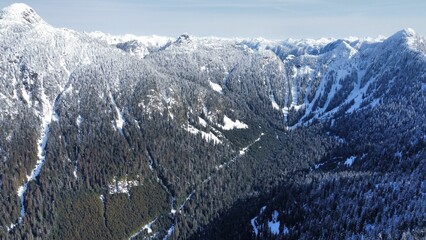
left=0, top=3, right=425, bottom=239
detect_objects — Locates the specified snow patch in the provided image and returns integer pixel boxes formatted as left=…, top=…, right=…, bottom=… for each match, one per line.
left=52, top=110, right=60, bottom=122
left=314, top=163, right=324, bottom=170
left=163, top=225, right=175, bottom=240
left=268, top=210, right=281, bottom=235
left=15, top=85, right=54, bottom=227
left=219, top=115, right=248, bottom=130
left=109, top=93, right=125, bottom=132
left=6, top=223, right=17, bottom=232
left=344, top=156, right=356, bottom=167
left=198, top=117, right=208, bottom=127
left=209, top=80, right=223, bottom=94
left=239, top=133, right=263, bottom=156
left=184, top=124, right=222, bottom=144
left=76, top=115, right=82, bottom=127
left=129, top=218, right=158, bottom=239
left=108, top=176, right=139, bottom=195
left=73, top=164, right=78, bottom=179
left=270, top=95, right=280, bottom=110
left=251, top=206, right=267, bottom=236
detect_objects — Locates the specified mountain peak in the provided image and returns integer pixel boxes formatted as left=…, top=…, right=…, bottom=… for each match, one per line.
left=397, top=28, right=416, bottom=37
left=176, top=34, right=191, bottom=44
left=0, top=3, right=44, bottom=25
left=382, top=28, right=419, bottom=49
left=388, top=28, right=417, bottom=41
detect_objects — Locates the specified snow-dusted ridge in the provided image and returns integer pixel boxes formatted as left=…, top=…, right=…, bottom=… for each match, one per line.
left=89, top=31, right=173, bottom=58
left=87, top=27, right=425, bottom=130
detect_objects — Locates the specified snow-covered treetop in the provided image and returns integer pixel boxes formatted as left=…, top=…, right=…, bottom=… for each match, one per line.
left=0, top=3, right=45, bottom=25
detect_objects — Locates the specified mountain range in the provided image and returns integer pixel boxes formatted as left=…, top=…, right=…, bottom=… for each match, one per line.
left=1, top=3, right=426, bottom=239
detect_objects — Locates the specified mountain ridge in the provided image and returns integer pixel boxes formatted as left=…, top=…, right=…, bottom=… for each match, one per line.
left=0, top=3, right=426, bottom=239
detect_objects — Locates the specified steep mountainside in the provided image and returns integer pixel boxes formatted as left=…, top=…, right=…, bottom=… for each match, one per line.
left=1, top=3, right=425, bottom=239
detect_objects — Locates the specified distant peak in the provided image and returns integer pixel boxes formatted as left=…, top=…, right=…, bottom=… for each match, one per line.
left=0, top=3, right=44, bottom=25
left=388, top=28, right=417, bottom=40
left=176, top=34, right=191, bottom=44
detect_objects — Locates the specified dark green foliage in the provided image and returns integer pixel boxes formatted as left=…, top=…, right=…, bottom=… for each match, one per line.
left=51, top=192, right=112, bottom=240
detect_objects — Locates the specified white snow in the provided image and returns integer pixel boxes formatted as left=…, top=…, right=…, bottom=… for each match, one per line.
left=6, top=223, right=17, bottom=232
left=179, top=190, right=196, bottom=211
left=184, top=124, right=222, bottom=144
left=198, top=117, right=207, bottom=127
left=147, top=155, right=154, bottom=172
left=115, top=110, right=125, bottom=130
left=239, top=147, right=249, bottom=156
left=0, top=3, right=45, bottom=25
left=76, top=115, right=82, bottom=127
left=344, top=156, right=356, bottom=167
left=109, top=93, right=125, bottom=132
left=90, top=31, right=171, bottom=47
left=208, top=80, right=223, bottom=94
left=270, top=95, right=280, bottom=110
left=251, top=217, right=259, bottom=236
left=251, top=206, right=267, bottom=236
left=108, top=177, right=139, bottom=195
left=163, top=225, right=175, bottom=240
left=129, top=218, right=158, bottom=240
left=73, top=164, right=78, bottom=179
left=74, top=115, right=83, bottom=179
left=89, top=31, right=171, bottom=58
left=268, top=210, right=281, bottom=235
left=240, top=133, right=263, bottom=156
left=170, top=196, right=177, bottom=215
left=314, top=163, right=324, bottom=170
left=52, top=110, right=60, bottom=122
left=219, top=115, right=248, bottom=130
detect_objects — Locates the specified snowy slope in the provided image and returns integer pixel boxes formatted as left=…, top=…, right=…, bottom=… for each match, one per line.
left=88, top=26, right=425, bottom=132
left=1, top=3, right=426, bottom=239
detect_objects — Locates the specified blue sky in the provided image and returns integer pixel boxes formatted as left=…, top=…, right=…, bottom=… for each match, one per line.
left=1, top=0, right=425, bottom=39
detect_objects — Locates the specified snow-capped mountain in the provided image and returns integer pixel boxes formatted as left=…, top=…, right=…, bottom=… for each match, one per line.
left=88, top=31, right=172, bottom=58
left=91, top=26, right=426, bottom=129
left=1, top=3, right=425, bottom=240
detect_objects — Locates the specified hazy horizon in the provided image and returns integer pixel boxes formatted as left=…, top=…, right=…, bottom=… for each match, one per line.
left=1, top=1, right=425, bottom=39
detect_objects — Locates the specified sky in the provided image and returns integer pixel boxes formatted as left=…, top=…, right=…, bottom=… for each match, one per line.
left=1, top=0, right=425, bottom=39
